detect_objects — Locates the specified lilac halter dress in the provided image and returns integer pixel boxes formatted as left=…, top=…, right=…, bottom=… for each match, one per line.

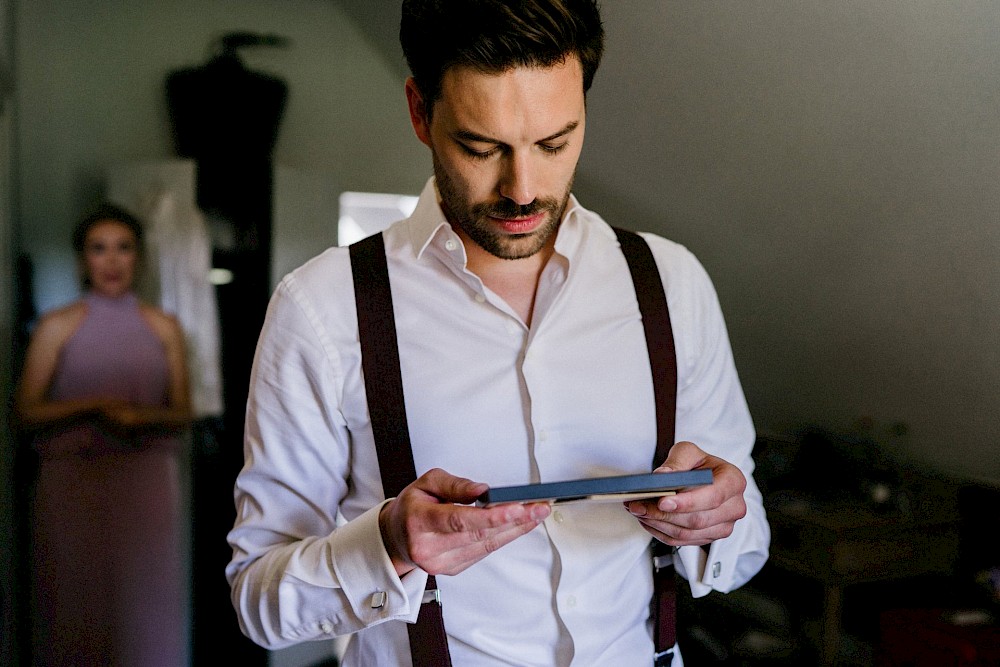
left=29, top=292, right=187, bottom=667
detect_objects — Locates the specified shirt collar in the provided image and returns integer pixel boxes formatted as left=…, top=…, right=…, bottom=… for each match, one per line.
left=405, top=178, right=454, bottom=260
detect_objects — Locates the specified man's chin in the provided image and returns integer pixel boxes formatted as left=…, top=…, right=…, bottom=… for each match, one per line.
left=490, top=232, right=550, bottom=260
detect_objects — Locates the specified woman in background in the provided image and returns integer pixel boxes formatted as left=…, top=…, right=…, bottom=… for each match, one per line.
left=14, top=203, right=191, bottom=667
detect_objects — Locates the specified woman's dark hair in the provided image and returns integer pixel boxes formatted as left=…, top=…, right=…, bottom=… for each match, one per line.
left=72, top=202, right=145, bottom=254
left=400, top=0, right=604, bottom=117
left=72, top=202, right=145, bottom=289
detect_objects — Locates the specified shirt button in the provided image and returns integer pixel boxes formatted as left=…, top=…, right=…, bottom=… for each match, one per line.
left=566, top=595, right=577, bottom=607
left=552, top=510, right=564, bottom=524
left=538, top=430, right=548, bottom=442
left=445, top=239, right=458, bottom=251
left=474, top=293, right=485, bottom=303
left=319, top=621, right=334, bottom=634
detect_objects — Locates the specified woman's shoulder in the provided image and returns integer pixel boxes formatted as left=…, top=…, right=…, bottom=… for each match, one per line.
left=23, top=299, right=87, bottom=352
left=33, top=300, right=88, bottom=342
left=138, top=303, right=184, bottom=343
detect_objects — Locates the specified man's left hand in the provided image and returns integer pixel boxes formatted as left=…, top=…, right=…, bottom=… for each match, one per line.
left=624, top=440, right=747, bottom=547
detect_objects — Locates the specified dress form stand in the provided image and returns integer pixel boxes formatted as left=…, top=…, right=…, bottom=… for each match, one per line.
left=165, top=32, right=288, bottom=666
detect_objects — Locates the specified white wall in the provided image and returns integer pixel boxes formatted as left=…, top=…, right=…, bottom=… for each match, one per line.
left=576, top=1, right=1000, bottom=485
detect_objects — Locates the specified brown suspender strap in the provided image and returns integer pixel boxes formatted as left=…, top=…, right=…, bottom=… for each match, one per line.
left=349, top=232, right=452, bottom=667
left=613, top=226, right=679, bottom=663
left=350, top=227, right=678, bottom=666
left=612, top=228, right=678, bottom=465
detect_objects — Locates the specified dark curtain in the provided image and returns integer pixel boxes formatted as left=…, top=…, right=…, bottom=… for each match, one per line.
left=166, top=40, right=287, bottom=666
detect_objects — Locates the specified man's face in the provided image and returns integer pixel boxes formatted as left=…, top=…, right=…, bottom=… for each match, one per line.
left=408, top=57, right=587, bottom=260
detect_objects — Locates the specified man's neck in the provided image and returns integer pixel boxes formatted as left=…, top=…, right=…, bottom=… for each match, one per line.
left=458, top=228, right=554, bottom=326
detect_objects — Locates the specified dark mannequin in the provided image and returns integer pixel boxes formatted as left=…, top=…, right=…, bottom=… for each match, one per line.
left=165, top=33, right=287, bottom=666
left=166, top=46, right=287, bottom=161
left=166, top=32, right=287, bottom=261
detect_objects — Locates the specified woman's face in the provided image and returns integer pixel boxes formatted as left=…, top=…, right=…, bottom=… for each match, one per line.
left=82, top=219, right=140, bottom=298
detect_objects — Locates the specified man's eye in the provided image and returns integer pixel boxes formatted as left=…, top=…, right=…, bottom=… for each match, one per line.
left=462, top=144, right=498, bottom=160
left=540, top=143, right=567, bottom=155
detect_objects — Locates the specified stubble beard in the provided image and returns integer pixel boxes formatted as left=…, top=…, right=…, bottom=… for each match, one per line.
left=433, top=152, right=573, bottom=260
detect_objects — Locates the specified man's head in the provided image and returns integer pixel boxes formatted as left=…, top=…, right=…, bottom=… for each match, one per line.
left=400, top=0, right=605, bottom=261
left=400, top=0, right=604, bottom=121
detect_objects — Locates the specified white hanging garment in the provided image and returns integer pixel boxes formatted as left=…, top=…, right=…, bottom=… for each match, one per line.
left=143, top=189, right=224, bottom=418
left=107, top=161, right=224, bottom=418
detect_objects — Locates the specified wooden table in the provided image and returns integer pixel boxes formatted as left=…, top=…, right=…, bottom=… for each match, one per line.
left=765, top=488, right=962, bottom=665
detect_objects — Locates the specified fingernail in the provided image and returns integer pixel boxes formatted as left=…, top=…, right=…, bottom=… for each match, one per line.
left=659, top=498, right=677, bottom=512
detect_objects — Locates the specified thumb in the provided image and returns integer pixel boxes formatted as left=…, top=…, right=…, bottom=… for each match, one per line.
left=655, top=440, right=706, bottom=473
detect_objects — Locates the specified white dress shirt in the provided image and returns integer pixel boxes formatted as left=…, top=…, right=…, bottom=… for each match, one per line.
left=227, top=178, right=770, bottom=666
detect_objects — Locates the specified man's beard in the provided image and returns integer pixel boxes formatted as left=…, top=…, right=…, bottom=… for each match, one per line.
left=434, top=152, right=573, bottom=260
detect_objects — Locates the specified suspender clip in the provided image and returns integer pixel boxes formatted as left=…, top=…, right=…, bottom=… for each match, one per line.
left=653, top=545, right=678, bottom=571
left=653, top=648, right=674, bottom=666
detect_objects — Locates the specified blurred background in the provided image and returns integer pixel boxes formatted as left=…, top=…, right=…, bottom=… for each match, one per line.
left=2, top=1, right=999, bottom=665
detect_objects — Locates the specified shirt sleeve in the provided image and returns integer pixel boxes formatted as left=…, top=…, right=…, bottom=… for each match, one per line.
left=643, top=234, right=771, bottom=597
left=225, top=273, right=426, bottom=649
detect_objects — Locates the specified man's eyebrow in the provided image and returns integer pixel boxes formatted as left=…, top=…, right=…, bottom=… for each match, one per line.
left=539, top=121, right=579, bottom=143
left=452, top=121, right=580, bottom=146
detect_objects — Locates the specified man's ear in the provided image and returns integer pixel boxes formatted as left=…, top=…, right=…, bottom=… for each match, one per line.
left=405, top=77, right=432, bottom=148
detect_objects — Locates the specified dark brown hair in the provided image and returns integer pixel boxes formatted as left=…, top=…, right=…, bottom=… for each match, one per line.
left=72, top=202, right=145, bottom=288
left=72, top=202, right=144, bottom=254
left=400, top=0, right=604, bottom=117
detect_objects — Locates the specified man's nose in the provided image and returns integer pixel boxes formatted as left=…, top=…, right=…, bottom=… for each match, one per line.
left=498, top=152, right=537, bottom=206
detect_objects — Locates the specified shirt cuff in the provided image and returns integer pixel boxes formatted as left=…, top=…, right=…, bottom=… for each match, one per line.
left=330, top=499, right=429, bottom=625
left=677, top=512, right=769, bottom=597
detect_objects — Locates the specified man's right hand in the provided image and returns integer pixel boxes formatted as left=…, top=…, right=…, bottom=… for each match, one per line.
left=379, top=467, right=551, bottom=576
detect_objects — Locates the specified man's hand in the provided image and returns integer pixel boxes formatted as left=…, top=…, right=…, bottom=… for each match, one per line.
left=379, top=468, right=551, bottom=577
left=625, top=440, right=747, bottom=547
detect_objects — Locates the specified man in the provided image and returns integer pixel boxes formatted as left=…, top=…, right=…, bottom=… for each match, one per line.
left=226, top=1, right=770, bottom=665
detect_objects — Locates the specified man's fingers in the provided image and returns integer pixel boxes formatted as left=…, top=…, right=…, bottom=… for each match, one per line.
left=388, top=468, right=552, bottom=576
left=418, top=467, right=489, bottom=504
left=418, top=501, right=547, bottom=547
left=655, top=440, right=708, bottom=473
left=630, top=491, right=745, bottom=547
left=402, top=501, right=549, bottom=574
left=421, top=506, right=549, bottom=575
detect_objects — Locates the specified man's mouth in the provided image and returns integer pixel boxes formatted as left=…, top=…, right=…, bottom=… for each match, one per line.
left=491, top=213, right=546, bottom=234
